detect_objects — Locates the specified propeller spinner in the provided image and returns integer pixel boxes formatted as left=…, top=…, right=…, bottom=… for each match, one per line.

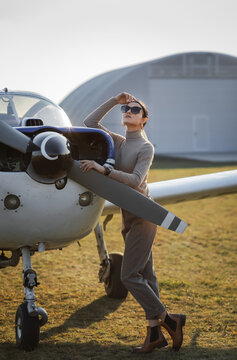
left=26, top=131, right=73, bottom=184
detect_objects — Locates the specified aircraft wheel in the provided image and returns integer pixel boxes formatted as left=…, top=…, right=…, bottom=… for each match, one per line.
left=15, top=302, right=40, bottom=351
left=105, top=252, right=128, bottom=299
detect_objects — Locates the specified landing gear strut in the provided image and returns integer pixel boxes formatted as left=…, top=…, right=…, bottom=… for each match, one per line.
left=94, top=223, right=128, bottom=299
left=15, top=247, right=48, bottom=351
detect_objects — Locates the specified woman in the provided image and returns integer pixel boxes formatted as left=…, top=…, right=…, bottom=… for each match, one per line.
left=81, top=92, right=186, bottom=354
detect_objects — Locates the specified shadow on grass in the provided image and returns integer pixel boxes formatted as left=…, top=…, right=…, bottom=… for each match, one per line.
left=40, top=295, right=124, bottom=341
left=0, top=339, right=236, bottom=360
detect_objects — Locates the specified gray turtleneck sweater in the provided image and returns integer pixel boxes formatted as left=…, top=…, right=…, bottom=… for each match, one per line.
left=83, top=98, right=154, bottom=196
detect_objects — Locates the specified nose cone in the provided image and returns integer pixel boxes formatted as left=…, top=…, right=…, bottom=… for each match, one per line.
left=27, top=131, right=73, bottom=184
left=43, top=133, right=70, bottom=160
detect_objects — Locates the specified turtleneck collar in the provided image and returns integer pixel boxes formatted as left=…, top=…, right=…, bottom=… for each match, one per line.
left=126, top=129, right=143, bottom=139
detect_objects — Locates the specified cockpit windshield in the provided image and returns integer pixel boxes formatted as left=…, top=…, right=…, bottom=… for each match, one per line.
left=0, top=93, right=71, bottom=127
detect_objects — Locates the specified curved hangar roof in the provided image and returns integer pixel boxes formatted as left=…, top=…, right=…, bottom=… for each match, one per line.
left=60, top=63, right=142, bottom=125
left=60, top=51, right=237, bottom=125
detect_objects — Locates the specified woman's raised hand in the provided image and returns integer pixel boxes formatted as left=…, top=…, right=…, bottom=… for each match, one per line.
left=115, top=92, right=136, bottom=104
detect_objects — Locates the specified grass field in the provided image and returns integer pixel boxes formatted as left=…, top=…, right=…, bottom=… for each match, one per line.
left=0, top=160, right=236, bottom=360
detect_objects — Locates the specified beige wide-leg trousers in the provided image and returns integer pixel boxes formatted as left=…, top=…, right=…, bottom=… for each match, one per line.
left=121, top=209, right=166, bottom=320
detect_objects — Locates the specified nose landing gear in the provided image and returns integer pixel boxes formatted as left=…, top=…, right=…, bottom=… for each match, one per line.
left=15, top=247, right=48, bottom=351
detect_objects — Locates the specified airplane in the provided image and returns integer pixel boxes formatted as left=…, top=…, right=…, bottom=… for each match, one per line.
left=0, top=88, right=236, bottom=351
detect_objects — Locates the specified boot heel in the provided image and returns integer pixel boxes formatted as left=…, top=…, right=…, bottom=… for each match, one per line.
left=157, top=338, right=168, bottom=349
left=181, top=314, right=186, bottom=326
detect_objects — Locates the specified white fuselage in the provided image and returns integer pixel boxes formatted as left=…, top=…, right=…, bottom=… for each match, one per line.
left=0, top=172, right=105, bottom=251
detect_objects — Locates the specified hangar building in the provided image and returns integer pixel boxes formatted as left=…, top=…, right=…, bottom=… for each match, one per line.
left=60, top=52, right=237, bottom=161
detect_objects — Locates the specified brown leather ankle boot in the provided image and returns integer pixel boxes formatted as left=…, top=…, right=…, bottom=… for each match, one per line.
left=160, top=313, right=186, bottom=351
left=132, top=325, right=168, bottom=354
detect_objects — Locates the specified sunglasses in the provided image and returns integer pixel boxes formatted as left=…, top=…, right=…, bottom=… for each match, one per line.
left=121, top=105, right=142, bottom=115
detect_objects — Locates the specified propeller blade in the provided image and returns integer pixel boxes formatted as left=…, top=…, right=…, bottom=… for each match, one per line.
left=0, top=121, right=37, bottom=153
left=68, top=162, right=188, bottom=233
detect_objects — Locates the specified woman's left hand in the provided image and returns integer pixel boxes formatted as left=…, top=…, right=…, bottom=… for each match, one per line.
left=80, top=160, right=105, bottom=174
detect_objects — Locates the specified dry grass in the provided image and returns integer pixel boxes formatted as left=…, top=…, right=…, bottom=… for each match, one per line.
left=0, top=161, right=236, bottom=359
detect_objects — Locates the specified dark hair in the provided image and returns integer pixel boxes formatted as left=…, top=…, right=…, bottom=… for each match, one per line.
left=131, top=100, right=148, bottom=128
left=134, top=100, right=148, bottom=119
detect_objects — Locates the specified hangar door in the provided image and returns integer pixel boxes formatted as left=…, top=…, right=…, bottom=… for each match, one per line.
left=148, top=78, right=237, bottom=154
left=192, top=115, right=209, bottom=151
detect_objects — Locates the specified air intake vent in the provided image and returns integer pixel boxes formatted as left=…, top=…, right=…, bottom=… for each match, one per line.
left=22, top=118, right=44, bottom=126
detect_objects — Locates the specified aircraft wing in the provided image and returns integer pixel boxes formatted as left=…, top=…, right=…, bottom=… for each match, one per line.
left=102, top=170, right=237, bottom=216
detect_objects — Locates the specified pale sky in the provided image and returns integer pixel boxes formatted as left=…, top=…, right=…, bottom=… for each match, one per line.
left=1, top=0, right=236, bottom=104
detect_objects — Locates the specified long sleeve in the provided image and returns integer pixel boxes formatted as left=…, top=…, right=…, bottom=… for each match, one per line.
left=83, top=98, right=124, bottom=144
left=109, top=142, right=154, bottom=189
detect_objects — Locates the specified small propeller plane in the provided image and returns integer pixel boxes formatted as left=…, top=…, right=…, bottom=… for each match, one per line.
left=0, top=88, right=237, bottom=351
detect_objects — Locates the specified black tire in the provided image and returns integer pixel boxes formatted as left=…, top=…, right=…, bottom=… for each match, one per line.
left=15, top=302, right=40, bottom=351
left=104, top=252, right=128, bottom=299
